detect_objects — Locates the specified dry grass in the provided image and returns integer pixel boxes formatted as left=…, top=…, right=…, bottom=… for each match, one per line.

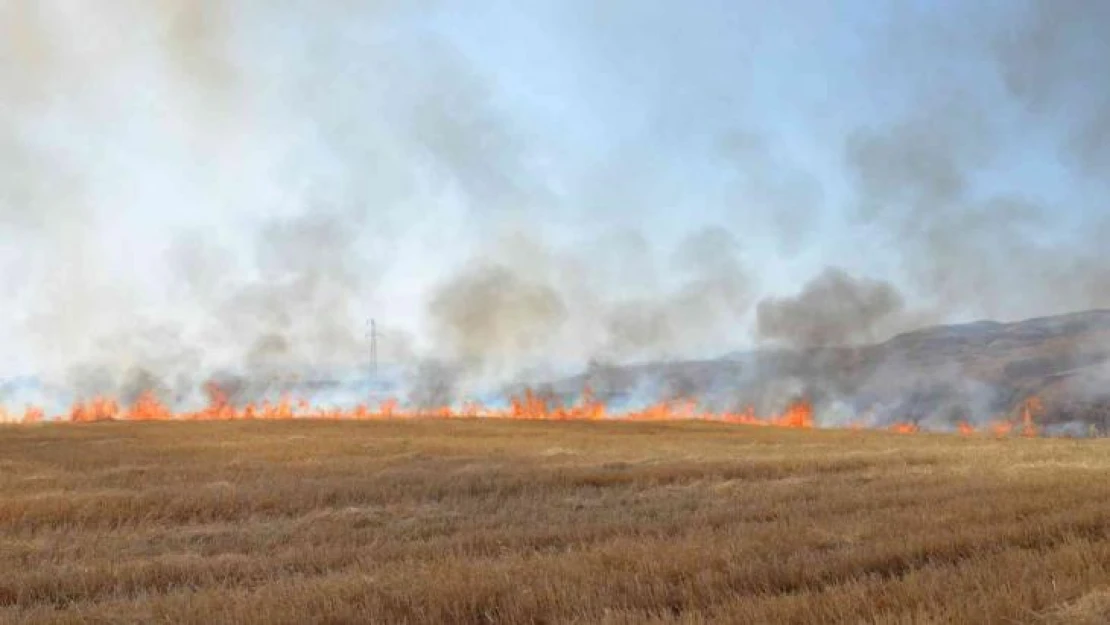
left=1, top=420, right=1109, bottom=624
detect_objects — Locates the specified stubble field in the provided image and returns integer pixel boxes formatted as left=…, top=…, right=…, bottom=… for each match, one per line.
left=1, top=419, right=1109, bottom=624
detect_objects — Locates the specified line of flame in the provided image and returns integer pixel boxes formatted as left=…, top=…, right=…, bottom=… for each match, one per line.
left=0, top=385, right=1047, bottom=438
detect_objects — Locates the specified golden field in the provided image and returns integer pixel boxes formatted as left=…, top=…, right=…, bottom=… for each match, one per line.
left=1, top=419, right=1109, bottom=624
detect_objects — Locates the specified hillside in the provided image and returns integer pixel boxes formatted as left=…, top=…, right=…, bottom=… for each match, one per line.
left=563, top=310, right=1110, bottom=432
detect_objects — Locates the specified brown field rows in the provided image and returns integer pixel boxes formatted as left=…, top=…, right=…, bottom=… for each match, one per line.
left=1, top=420, right=1109, bottom=624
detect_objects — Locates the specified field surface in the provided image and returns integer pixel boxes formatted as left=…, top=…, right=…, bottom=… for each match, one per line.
left=2, top=420, right=1110, bottom=624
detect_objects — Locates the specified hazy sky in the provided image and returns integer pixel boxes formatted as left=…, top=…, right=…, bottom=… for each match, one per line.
left=0, top=1, right=1107, bottom=386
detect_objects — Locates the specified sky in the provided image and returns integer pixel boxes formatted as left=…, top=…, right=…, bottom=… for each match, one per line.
left=0, top=1, right=1108, bottom=393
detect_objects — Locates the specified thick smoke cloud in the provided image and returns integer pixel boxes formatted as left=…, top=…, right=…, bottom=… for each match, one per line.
left=0, top=1, right=463, bottom=400
left=424, top=225, right=753, bottom=391
left=428, top=262, right=569, bottom=380
left=756, top=268, right=905, bottom=348
left=601, top=226, right=750, bottom=361
left=1, top=0, right=1109, bottom=415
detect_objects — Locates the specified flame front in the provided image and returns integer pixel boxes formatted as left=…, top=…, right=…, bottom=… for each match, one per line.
left=0, top=384, right=1052, bottom=438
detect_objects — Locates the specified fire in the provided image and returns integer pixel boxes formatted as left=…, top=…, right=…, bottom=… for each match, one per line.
left=0, top=385, right=1053, bottom=438
left=991, top=419, right=1014, bottom=437
left=125, top=392, right=172, bottom=421
left=1020, top=396, right=1042, bottom=438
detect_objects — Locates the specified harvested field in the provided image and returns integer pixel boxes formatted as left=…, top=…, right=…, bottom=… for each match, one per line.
left=1, top=420, right=1109, bottom=624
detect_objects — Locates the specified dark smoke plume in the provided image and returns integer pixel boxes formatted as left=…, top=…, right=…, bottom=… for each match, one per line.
left=756, top=268, right=906, bottom=348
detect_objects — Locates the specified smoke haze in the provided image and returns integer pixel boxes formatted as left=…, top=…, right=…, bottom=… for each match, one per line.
left=1, top=1, right=1108, bottom=407
left=756, top=268, right=905, bottom=348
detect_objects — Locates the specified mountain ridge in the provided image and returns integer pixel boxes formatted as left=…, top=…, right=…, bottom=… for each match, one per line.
left=557, top=308, right=1110, bottom=432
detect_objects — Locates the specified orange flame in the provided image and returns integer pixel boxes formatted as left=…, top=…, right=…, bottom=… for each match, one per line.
left=1020, top=396, right=1042, bottom=438
left=1, top=386, right=1053, bottom=438
left=889, top=422, right=919, bottom=434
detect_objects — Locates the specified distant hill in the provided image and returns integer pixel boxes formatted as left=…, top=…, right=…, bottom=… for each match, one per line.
left=552, top=309, right=1110, bottom=432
